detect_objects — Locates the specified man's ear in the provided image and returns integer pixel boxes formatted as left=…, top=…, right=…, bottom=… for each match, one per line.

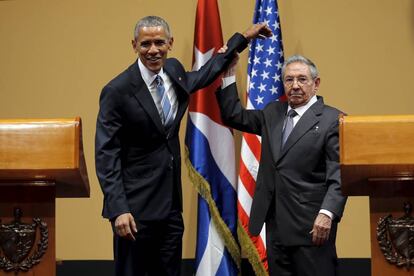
left=168, top=37, right=174, bottom=51
left=314, top=77, right=321, bottom=93
left=131, top=39, right=138, bottom=53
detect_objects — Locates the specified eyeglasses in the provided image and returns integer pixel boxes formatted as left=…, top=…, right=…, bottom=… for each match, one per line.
left=283, top=76, right=312, bottom=87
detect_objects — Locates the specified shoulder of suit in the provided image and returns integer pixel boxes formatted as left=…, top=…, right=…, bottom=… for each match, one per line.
left=321, top=104, right=346, bottom=121
left=101, top=63, right=136, bottom=95
left=323, top=104, right=342, bottom=114
left=165, top=58, right=185, bottom=71
left=263, top=100, right=285, bottom=111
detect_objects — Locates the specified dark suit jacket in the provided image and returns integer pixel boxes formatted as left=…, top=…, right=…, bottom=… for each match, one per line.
left=216, top=83, right=347, bottom=246
left=95, top=33, right=248, bottom=222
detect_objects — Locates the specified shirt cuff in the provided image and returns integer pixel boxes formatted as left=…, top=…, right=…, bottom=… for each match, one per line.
left=319, top=209, right=334, bottom=220
left=221, top=75, right=236, bottom=89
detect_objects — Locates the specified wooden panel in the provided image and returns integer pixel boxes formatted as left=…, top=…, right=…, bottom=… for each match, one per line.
left=340, top=115, right=414, bottom=165
left=370, top=198, right=414, bottom=275
left=0, top=118, right=78, bottom=169
left=339, top=115, right=414, bottom=197
left=0, top=118, right=90, bottom=198
left=0, top=185, right=56, bottom=276
left=341, top=164, right=414, bottom=197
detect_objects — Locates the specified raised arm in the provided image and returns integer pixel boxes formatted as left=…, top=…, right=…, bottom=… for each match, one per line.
left=184, top=23, right=272, bottom=92
left=215, top=55, right=264, bottom=135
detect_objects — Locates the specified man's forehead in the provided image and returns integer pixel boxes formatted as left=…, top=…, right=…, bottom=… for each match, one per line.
left=285, top=62, right=311, bottom=75
left=137, top=26, right=169, bottom=40
left=139, top=36, right=168, bottom=42
left=139, top=26, right=167, bottom=35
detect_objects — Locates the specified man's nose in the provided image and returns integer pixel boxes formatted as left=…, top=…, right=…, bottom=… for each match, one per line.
left=292, top=79, right=300, bottom=89
left=148, top=43, right=159, bottom=54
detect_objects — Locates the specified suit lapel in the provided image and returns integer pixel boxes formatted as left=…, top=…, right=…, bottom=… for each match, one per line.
left=278, top=98, right=324, bottom=161
left=269, top=103, right=288, bottom=162
left=128, top=62, right=165, bottom=134
left=164, top=62, right=188, bottom=133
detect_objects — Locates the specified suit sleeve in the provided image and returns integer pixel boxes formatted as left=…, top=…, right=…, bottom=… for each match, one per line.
left=184, top=33, right=249, bottom=92
left=321, top=118, right=347, bottom=221
left=216, top=82, right=263, bottom=135
left=95, top=85, right=129, bottom=220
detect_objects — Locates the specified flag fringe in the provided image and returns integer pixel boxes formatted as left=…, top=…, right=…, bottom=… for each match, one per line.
left=185, top=146, right=241, bottom=270
left=237, top=222, right=268, bottom=276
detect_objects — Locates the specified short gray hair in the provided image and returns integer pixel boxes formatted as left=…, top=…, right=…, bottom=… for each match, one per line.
left=133, top=16, right=172, bottom=40
left=281, top=55, right=319, bottom=80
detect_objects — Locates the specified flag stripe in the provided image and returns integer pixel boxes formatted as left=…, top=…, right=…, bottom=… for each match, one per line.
left=186, top=119, right=237, bottom=232
left=196, top=197, right=225, bottom=275
left=238, top=202, right=267, bottom=256
left=195, top=196, right=212, bottom=269
left=242, top=132, right=262, bottom=161
left=189, top=112, right=236, bottom=190
left=238, top=161, right=256, bottom=198
left=237, top=176, right=253, bottom=216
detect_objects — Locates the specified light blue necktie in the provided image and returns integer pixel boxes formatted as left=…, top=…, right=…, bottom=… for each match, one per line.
left=282, top=109, right=298, bottom=148
left=155, top=75, right=173, bottom=127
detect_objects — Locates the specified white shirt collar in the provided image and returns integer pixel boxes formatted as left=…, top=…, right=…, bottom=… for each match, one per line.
left=287, top=95, right=318, bottom=117
left=138, top=59, right=165, bottom=87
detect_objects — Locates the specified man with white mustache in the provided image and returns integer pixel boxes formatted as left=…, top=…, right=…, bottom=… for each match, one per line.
left=216, top=54, right=347, bottom=276
left=95, top=15, right=271, bottom=276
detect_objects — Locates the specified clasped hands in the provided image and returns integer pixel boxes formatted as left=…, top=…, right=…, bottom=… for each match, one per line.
left=243, top=22, right=273, bottom=41
left=218, top=23, right=272, bottom=76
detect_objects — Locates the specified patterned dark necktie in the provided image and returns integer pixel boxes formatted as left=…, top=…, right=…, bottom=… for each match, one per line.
left=282, top=109, right=298, bottom=147
left=155, top=75, right=173, bottom=127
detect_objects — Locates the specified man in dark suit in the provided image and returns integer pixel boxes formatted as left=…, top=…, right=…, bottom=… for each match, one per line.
left=216, top=55, right=347, bottom=275
left=95, top=16, right=271, bottom=276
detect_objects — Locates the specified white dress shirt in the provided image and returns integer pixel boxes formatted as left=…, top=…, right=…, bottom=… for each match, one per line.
left=138, top=59, right=178, bottom=124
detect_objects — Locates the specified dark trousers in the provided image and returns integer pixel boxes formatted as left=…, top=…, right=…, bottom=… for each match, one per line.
left=113, top=210, right=184, bottom=276
left=266, top=217, right=338, bottom=276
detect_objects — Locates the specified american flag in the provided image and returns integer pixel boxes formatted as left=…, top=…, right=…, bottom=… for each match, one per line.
left=237, top=0, right=285, bottom=274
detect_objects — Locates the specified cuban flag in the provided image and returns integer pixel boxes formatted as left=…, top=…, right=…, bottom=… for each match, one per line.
left=184, top=0, right=240, bottom=275
left=237, top=0, right=285, bottom=275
